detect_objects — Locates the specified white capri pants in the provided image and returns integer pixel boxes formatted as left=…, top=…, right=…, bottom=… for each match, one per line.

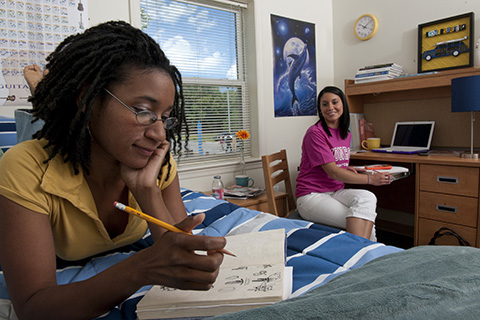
left=297, top=188, right=377, bottom=241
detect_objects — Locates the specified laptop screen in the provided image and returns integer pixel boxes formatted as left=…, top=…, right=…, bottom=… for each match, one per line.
left=392, top=122, right=435, bottom=148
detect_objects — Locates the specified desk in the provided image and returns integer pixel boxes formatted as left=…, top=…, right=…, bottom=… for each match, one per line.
left=350, top=152, right=480, bottom=247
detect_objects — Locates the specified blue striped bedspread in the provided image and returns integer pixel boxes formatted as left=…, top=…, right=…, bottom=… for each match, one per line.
left=0, top=189, right=402, bottom=320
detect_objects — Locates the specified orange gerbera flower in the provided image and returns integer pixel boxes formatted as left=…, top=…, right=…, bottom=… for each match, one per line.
left=236, top=130, right=250, bottom=140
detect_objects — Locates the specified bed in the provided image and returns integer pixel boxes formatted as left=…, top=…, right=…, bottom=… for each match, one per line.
left=2, top=189, right=479, bottom=319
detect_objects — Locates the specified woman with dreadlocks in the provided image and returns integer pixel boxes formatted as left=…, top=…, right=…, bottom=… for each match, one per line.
left=0, top=21, right=226, bottom=319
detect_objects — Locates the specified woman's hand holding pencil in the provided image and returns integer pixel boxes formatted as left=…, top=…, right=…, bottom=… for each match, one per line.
left=114, top=202, right=235, bottom=257
left=119, top=205, right=226, bottom=291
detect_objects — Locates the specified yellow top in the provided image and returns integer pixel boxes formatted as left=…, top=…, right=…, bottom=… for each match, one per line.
left=114, top=202, right=185, bottom=233
left=0, top=139, right=177, bottom=261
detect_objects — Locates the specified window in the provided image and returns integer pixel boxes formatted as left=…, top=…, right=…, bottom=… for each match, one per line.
left=140, top=0, right=250, bottom=164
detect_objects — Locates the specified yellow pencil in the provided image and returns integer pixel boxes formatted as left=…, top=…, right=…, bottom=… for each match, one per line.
left=114, top=201, right=235, bottom=257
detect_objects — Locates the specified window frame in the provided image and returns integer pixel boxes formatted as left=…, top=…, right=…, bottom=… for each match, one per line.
left=138, top=0, right=251, bottom=165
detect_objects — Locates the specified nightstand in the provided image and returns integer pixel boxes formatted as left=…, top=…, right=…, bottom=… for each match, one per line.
left=205, top=191, right=288, bottom=216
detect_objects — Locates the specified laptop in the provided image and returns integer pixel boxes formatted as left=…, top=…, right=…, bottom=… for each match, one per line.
left=371, top=121, right=435, bottom=154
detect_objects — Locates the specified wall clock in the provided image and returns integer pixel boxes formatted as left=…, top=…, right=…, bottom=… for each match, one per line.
left=354, top=14, right=378, bottom=41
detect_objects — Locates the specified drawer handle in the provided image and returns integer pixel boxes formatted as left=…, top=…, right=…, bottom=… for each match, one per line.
left=436, top=204, right=458, bottom=214
left=436, top=176, right=458, bottom=184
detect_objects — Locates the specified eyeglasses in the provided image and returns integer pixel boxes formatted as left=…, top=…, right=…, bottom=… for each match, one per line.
left=104, top=89, right=178, bottom=129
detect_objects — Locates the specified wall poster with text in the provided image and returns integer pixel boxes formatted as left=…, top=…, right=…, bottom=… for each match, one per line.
left=271, top=14, right=316, bottom=117
left=0, top=0, right=88, bottom=107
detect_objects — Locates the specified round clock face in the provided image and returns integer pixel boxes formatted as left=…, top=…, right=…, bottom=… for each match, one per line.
left=354, top=14, right=378, bottom=40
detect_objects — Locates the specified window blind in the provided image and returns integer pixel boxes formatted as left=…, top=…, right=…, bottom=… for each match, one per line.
left=140, top=0, right=250, bottom=164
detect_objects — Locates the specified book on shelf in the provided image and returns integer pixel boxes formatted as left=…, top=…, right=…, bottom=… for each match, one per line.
left=356, top=66, right=403, bottom=74
left=354, top=164, right=410, bottom=181
left=224, top=185, right=265, bottom=199
left=354, top=63, right=404, bottom=83
left=358, top=62, right=403, bottom=71
left=355, top=68, right=402, bottom=77
left=136, top=229, right=291, bottom=319
left=359, top=118, right=375, bottom=143
left=355, top=70, right=391, bottom=78
left=349, top=113, right=364, bottom=150
left=354, top=74, right=400, bottom=84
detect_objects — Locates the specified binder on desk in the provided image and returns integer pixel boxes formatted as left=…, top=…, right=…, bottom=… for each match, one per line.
left=354, top=164, right=410, bottom=181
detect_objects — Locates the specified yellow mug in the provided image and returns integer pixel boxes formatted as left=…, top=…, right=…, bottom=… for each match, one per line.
left=361, top=137, right=381, bottom=151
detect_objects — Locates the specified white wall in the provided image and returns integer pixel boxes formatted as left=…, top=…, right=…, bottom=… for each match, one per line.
left=88, top=0, right=131, bottom=26
left=331, top=0, right=480, bottom=88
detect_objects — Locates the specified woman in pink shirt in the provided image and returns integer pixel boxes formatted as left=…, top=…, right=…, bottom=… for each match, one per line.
left=296, top=86, right=391, bottom=240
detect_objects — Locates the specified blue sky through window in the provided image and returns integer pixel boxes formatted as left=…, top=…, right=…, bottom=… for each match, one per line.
left=141, top=0, right=238, bottom=80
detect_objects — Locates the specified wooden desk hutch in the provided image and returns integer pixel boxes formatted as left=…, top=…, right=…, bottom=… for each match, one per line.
left=345, top=67, right=480, bottom=248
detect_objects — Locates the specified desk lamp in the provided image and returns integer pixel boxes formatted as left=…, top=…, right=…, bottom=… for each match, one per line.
left=451, top=75, right=480, bottom=159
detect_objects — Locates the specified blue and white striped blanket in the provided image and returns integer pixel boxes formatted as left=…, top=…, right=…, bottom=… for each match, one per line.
left=0, top=189, right=402, bottom=319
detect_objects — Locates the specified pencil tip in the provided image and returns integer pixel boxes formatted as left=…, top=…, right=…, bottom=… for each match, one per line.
left=224, top=250, right=236, bottom=257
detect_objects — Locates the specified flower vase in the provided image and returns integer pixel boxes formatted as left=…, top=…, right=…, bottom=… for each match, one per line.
left=239, top=145, right=246, bottom=176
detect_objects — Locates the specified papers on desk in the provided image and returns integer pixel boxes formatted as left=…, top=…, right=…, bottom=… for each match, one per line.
left=354, top=164, right=410, bottom=181
left=224, top=186, right=265, bottom=199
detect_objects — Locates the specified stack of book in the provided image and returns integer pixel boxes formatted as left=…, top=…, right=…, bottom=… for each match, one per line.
left=354, top=63, right=403, bottom=84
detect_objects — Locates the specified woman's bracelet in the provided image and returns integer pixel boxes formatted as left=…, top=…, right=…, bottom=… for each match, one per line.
left=367, top=175, right=370, bottom=185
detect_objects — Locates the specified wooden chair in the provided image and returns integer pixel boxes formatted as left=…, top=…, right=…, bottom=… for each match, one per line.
left=261, top=149, right=296, bottom=217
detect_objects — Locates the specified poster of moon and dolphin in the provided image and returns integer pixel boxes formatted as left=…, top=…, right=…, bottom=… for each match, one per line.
left=271, top=14, right=317, bottom=117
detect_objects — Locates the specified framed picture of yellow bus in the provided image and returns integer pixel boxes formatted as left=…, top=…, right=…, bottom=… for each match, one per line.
left=418, top=12, right=474, bottom=73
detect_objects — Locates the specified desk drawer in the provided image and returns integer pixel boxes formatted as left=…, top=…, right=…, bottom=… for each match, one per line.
left=418, top=191, right=478, bottom=227
left=419, top=164, right=479, bottom=197
left=417, top=218, right=476, bottom=246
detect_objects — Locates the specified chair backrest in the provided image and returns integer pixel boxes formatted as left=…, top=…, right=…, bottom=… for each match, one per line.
left=0, top=116, right=16, bottom=153
left=14, top=109, right=45, bottom=144
left=261, top=149, right=296, bottom=217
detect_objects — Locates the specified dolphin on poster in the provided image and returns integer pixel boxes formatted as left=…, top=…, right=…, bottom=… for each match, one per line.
left=287, top=43, right=308, bottom=110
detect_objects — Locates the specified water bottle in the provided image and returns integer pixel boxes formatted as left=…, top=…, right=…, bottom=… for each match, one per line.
left=212, top=175, right=224, bottom=200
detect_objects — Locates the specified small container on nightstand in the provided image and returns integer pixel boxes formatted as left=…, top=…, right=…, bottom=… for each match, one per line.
left=211, top=175, right=224, bottom=200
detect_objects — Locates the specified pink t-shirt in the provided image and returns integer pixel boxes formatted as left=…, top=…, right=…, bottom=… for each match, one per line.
left=296, top=122, right=351, bottom=198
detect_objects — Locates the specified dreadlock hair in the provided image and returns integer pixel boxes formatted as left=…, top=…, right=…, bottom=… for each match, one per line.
left=316, top=86, right=350, bottom=140
left=29, top=20, right=189, bottom=179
